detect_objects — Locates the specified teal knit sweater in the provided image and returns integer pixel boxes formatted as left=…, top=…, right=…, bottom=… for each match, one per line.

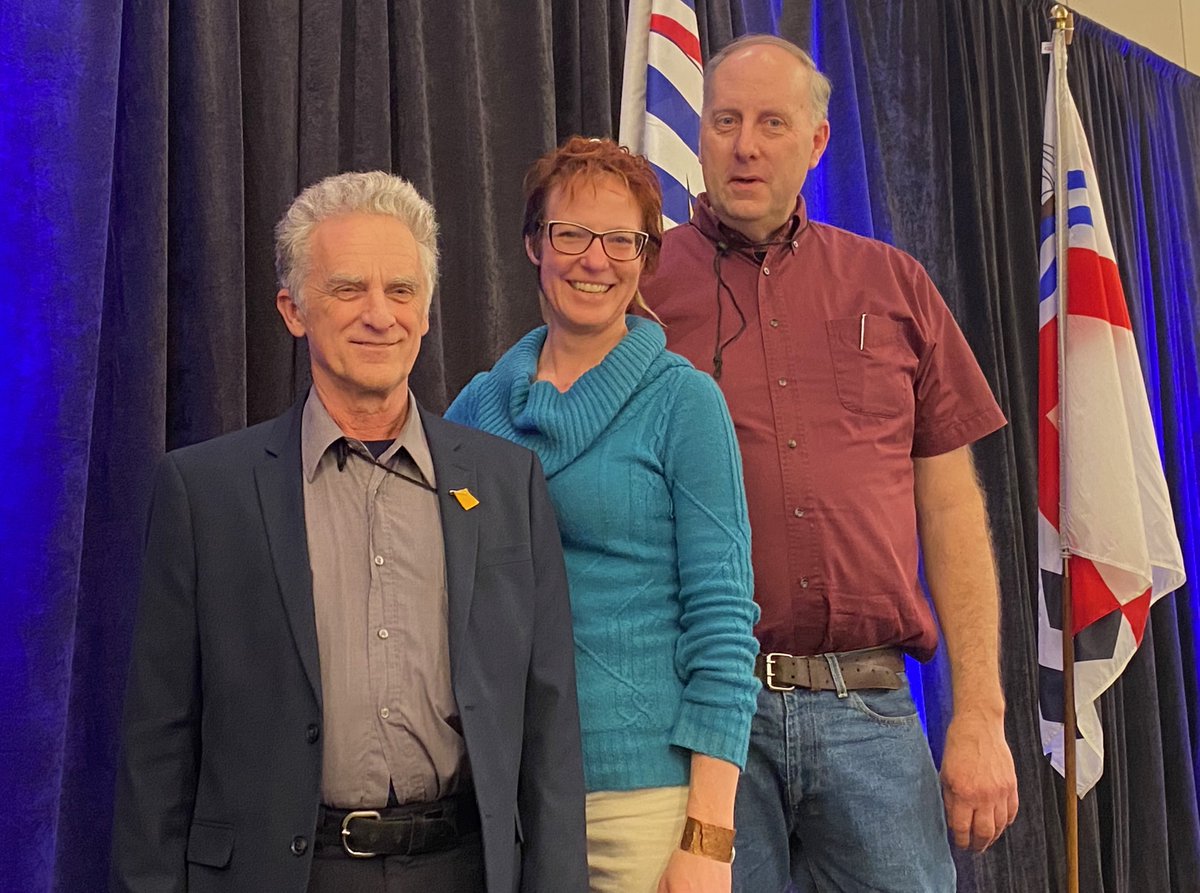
left=446, top=316, right=760, bottom=793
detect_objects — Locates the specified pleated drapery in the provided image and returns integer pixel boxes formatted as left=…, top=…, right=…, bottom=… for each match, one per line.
left=1, top=1, right=1197, bottom=890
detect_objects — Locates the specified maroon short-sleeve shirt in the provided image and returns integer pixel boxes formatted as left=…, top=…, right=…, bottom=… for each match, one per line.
left=640, top=196, right=1005, bottom=661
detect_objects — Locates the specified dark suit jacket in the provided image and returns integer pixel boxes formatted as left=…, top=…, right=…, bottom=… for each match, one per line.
left=111, top=397, right=588, bottom=892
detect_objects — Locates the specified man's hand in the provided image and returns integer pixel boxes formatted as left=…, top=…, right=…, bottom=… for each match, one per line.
left=657, top=848, right=731, bottom=892
left=940, top=707, right=1019, bottom=851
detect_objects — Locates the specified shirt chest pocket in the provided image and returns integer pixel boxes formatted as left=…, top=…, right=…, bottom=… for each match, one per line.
left=825, top=315, right=915, bottom=418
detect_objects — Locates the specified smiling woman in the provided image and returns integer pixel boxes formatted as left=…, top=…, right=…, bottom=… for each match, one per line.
left=517, top=137, right=666, bottom=391
left=524, top=177, right=646, bottom=369
left=445, top=137, right=760, bottom=893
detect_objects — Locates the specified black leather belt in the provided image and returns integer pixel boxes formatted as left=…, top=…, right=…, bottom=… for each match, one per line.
left=315, top=791, right=480, bottom=859
left=755, top=647, right=904, bottom=692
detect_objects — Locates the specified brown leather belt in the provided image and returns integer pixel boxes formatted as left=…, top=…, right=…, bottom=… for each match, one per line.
left=754, top=647, right=904, bottom=692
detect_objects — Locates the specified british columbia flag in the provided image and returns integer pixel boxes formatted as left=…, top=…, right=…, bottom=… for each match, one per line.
left=618, top=0, right=704, bottom=229
left=1037, top=67, right=1186, bottom=796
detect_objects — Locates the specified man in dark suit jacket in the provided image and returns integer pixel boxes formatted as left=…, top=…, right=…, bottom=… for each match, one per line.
left=112, top=172, right=588, bottom=892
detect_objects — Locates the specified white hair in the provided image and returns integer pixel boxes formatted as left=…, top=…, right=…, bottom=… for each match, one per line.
left=274, top=171, right=439, bottom=309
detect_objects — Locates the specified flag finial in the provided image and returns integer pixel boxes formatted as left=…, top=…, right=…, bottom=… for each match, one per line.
left=1050, top=5, right=1074, bottom=43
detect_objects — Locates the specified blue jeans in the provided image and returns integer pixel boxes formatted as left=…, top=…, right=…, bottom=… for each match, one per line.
left=732, top=673, right=955, bottom=892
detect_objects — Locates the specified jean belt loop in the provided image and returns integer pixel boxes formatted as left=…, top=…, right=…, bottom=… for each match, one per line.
left=824, top=653, right=849, bottom=699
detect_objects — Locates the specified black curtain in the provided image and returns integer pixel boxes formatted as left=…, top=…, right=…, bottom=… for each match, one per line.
left=1067, top=17, right=1200, bottom=891
left=3, top=1, right=1199, bottom=890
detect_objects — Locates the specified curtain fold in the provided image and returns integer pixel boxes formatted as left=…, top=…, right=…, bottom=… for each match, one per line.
left=52, top=2, right=172, bottom=888
left=167, top=0, right=248, bottom=447
left=0, top=0, right=129, bottom=887
left=1068, top=16, right=1200, bottom=891
left=2, top=0, right=1198, bottom=890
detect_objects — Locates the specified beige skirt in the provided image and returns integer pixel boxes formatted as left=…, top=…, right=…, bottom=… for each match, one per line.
left=585, top=785, right=690, bottom=893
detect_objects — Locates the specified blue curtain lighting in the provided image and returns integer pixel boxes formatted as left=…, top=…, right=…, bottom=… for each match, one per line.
left=0, top=2, right=123, bottom=886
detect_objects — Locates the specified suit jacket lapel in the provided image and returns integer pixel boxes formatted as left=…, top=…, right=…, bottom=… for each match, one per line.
left=255, top=397, right=322, bottom=708
left=421, top=407, right=479, bottom=661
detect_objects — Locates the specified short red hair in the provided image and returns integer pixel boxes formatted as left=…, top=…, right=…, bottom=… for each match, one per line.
left=522, top=136, right=664, bottom=272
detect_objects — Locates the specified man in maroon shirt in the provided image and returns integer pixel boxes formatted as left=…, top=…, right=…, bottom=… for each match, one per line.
left=640, top=34, right=1019, bottom=892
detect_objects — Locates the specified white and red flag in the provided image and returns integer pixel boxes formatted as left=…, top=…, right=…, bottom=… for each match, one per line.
left=1037, top=68, right=1186, bottom=796
left=619, top=0, right=704, bottom=229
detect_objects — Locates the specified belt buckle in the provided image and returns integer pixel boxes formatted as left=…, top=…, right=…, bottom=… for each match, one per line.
left=764, top=652, right=796, bottom=692
left=341, top=809, right=382, bottom=858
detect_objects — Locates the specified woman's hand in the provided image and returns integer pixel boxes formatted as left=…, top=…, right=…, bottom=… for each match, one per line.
left=657, top=753, right=739, bottom=891
left=657, top=848, right=732, bottom=893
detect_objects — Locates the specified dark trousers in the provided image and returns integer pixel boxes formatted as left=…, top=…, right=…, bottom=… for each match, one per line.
left=306, top=831, right=486, bottom=892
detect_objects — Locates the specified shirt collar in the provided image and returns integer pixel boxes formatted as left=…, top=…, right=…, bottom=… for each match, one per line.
left=691, top=192, right=808, bottom=253
left=301, top=389, right=436, bottom=488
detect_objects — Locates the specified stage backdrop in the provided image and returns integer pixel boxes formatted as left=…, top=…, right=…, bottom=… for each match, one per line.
left=1, top=0, right=1197, bottom=890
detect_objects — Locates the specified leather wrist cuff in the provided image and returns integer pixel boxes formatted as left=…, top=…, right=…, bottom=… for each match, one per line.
left=679, top=816, right=735, bottom=863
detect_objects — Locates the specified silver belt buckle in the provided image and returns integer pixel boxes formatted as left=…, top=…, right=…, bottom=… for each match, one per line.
left=764, top=652, right=796, bottom=691
left=341, top=809, right=382, bottom=857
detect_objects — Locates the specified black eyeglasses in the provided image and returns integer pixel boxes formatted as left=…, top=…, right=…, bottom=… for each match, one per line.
left=542, top=220, right=649, bottom=261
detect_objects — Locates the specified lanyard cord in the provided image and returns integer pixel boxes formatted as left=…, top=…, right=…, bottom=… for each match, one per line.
left=704, top=218, right=809, bottom=381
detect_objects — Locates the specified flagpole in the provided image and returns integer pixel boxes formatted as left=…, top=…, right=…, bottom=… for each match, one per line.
left=1050, top=6, right=1079, bottom=893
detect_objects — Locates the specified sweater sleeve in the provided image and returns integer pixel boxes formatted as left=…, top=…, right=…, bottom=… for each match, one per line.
left=660, top=370, right=761, bottom=769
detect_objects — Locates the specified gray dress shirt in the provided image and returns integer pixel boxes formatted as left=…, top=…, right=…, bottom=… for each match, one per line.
left=302, top=390, right=467, bottom=808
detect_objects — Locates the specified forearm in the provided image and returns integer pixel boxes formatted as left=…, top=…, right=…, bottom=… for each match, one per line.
left=914, top=449, right=1004, bottom=716
left=685, top=753, right=739, bottom=826
left=655, top=754, right=738, bottom=891
left=914, top=447, right=1018, bottom=850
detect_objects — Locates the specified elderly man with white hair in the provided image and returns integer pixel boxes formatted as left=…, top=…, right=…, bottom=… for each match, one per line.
left=112, top=171, right=588, bottom=893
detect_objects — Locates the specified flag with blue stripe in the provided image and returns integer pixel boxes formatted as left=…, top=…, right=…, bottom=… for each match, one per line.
left=1037, top=52, right=1186, bottom=797
left=619, top=0, right=704, bottom=229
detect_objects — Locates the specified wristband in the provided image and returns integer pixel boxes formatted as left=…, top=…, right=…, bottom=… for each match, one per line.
left=679, top=816, right=735, bottom=863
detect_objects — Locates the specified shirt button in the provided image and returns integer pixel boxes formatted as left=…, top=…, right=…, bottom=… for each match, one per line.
left=778, top=378, right=788, bottom=387
left=763, top=266, right=771, bottom=275
left=792, top=240, right=799, bottom=248
left=306, top=723, right=320, bottom=744
left=379, top=707, right=390, bottom=719
left=787, top=439, right=797, bottom=449
left=374, top=555, right=384, bottom=566
left=794, top=507, right=805, bottom=517
left=291, top=836, right=308, bottom=856
left=800, top=577, right=810, bottom=588
left=378, top=628, right=389, bottom=639
left=769, top=319, right=780, bottom=328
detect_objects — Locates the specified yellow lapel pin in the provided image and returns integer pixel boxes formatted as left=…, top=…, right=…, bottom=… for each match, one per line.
left=449, top=488, right=480, bottom=511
